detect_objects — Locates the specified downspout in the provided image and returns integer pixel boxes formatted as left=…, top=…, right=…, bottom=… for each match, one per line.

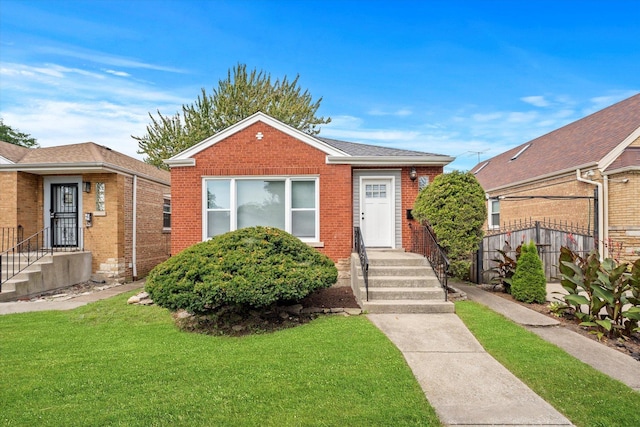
left=576, top=169, right=604, bottom=258
left=603, top=174, right=609, bottom=258
left=132, top=174, right=138, bottom=280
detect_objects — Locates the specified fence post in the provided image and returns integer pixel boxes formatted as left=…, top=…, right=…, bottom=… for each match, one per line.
left=476, top=240, right=484, bottom=284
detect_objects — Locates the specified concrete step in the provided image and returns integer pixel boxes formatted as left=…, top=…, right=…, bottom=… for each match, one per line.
left=363, top=287, right=445, bottom=301
left=365, top=265, right=435, bottom=277
left=362, top=275, right=441, bottom=288
left=361, top=300, right=455, bottom=314
left=366, top=252, right=430, bottom=267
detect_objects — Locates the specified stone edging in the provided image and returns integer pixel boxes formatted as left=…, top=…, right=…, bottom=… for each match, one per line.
left=127, top=291, right=363, bottom=316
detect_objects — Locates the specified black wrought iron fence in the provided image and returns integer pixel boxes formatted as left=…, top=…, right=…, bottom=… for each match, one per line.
left=408, top=222, right=449, bottom=301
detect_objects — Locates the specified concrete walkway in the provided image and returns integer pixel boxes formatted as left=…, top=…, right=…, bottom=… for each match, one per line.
left=0, top=281, right=144, bottom=315
left=369, top=313, right=574, bottom=426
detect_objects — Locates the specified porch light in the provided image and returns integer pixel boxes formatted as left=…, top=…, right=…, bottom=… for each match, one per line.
left=409, top=167, right=417, bottom=182
left=83, top=181, right=91, bottom=193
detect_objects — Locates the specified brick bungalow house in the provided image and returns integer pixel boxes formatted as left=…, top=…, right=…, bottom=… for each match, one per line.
left=165, top=112, right=454, bottom=266
left=0, top=141, right=171, bottom=283
left=472, top=93, right=640, bottom=262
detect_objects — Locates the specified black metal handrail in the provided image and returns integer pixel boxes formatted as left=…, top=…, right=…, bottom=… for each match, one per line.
left=0, top=226, right=84, bottom=290
left=353, top=226, right=370, bottom=301
left=408, top=222, right=450, bottom=301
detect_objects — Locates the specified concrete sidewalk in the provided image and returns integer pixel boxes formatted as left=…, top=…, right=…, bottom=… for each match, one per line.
left=457, top=283, right=640, bottom=391
left=369, top=313, right=574, bottom=426
left=0, top=281, right=144, bottom=315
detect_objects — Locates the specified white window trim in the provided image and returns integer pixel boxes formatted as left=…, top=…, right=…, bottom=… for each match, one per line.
left=163, top=196, right=171, bottom=231
left=202, top=176, right=320, bottom=242
left=488, top=198, right=500, bottom=229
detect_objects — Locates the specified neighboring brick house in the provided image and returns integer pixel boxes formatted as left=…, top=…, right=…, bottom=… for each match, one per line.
left=472, top=93, right=640, bottom=262
left=165, top=112, right=453, bottom=265
left=0, top=141, right=171, bottom=281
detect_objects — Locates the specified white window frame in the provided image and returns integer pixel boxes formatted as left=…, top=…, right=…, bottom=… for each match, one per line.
left=488, top=198, right=500, bottom=229
left=163, top=196, right=171, bottom=230
left=202, top=176, right=320, bottom=242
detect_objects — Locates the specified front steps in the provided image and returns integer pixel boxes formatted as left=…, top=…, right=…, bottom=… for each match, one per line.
left=351, top=250, right=454, bottom=314
left=0, top=251, right=92, bottom=302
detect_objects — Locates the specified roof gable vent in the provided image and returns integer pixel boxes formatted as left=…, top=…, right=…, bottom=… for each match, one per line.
left=510, top=144, right=531, bottom=161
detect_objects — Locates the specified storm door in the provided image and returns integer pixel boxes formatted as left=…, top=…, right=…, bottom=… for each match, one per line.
left=51, top=183, right=79, bottom=247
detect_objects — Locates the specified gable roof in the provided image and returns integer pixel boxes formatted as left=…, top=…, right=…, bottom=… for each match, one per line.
left=473, top=93, right=640, bottom=191
left=0, top=140, right=31, bottom=163
left=605, top=146, right=640, bottom=174
left=0, top=141, right=170, bottom=185
left=165, top=112, right=454, bottom=167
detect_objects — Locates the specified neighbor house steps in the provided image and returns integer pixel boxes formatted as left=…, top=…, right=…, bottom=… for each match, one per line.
left=0, top=252, right=92, bottom=302
left=351, top=250, right=454, bottom=314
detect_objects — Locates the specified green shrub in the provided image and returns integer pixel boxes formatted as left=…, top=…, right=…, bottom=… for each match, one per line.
left=145, top=226, right=337, bottom=315
left=412, top=170, right=486, bottom=280
left=510, top=242, right=547, bottom=303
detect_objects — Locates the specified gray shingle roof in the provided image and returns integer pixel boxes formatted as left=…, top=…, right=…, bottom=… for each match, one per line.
left=317, top=137, right=447, bottom=157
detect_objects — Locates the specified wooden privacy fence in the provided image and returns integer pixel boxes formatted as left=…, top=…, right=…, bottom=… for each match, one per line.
left=470, top=219, right=595, bottom=283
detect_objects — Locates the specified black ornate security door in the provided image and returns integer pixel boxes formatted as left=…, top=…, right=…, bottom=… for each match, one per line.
left=51, top=183, right=78, bottom=247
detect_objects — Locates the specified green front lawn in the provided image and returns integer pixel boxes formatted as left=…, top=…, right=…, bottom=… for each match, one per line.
left=456, top=301, right=640, bottom=427
left=0, top=293, right=440, bottom=426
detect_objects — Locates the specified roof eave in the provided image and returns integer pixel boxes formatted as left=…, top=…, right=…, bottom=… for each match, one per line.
left=326, top=155, right=454, bottom=166
left=603, top=165, right=640, bottom=175
left=164, top=158, right=196, bottom=168
left=0, top=162, right=170, bottom=185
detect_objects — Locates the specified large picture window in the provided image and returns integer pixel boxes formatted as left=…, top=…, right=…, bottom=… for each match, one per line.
left=204, top=177, right=318, bottom=241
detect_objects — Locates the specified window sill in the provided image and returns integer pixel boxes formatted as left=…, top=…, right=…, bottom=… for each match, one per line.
left=163, top=228, right=171, bottom=234
left=94, top=211, right=106, bottom=217
left=305, top=241, right=324, bottom=248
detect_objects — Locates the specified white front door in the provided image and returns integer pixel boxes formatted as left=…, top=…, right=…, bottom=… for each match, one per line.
left=360, top=178, right=394, bottom=247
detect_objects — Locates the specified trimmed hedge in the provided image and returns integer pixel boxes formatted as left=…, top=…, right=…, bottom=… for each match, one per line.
left=511, top=241, right=547, bottom=304
left=145, top=227, right=337, bottom=314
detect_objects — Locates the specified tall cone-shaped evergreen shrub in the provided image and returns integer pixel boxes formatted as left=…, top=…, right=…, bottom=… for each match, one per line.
left=511, top=241, right=547, bottom=303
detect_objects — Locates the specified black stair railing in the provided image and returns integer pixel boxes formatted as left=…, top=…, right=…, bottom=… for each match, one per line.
left=408, top=222, right=450, bottom=301
left=1, top=226, right=23, bottom=253
left=353, top=226, right=370, bottom=301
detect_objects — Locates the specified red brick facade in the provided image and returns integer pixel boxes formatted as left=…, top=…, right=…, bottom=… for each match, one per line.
left=170, top=121, right=446, bottom=262
left=171, top=122, right=353, bottom=261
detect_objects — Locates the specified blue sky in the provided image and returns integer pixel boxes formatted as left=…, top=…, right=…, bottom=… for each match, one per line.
left=1, top=0, right=638, bottom=171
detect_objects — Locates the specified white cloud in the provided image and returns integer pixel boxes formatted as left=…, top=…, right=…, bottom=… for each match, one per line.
left=368, top=108, right=413, bottom=117
left=521, top=95, right=550, bottom=107
left=37, top=45, right=187, bottom=74
left=104, top=69, right=131, bottom=77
